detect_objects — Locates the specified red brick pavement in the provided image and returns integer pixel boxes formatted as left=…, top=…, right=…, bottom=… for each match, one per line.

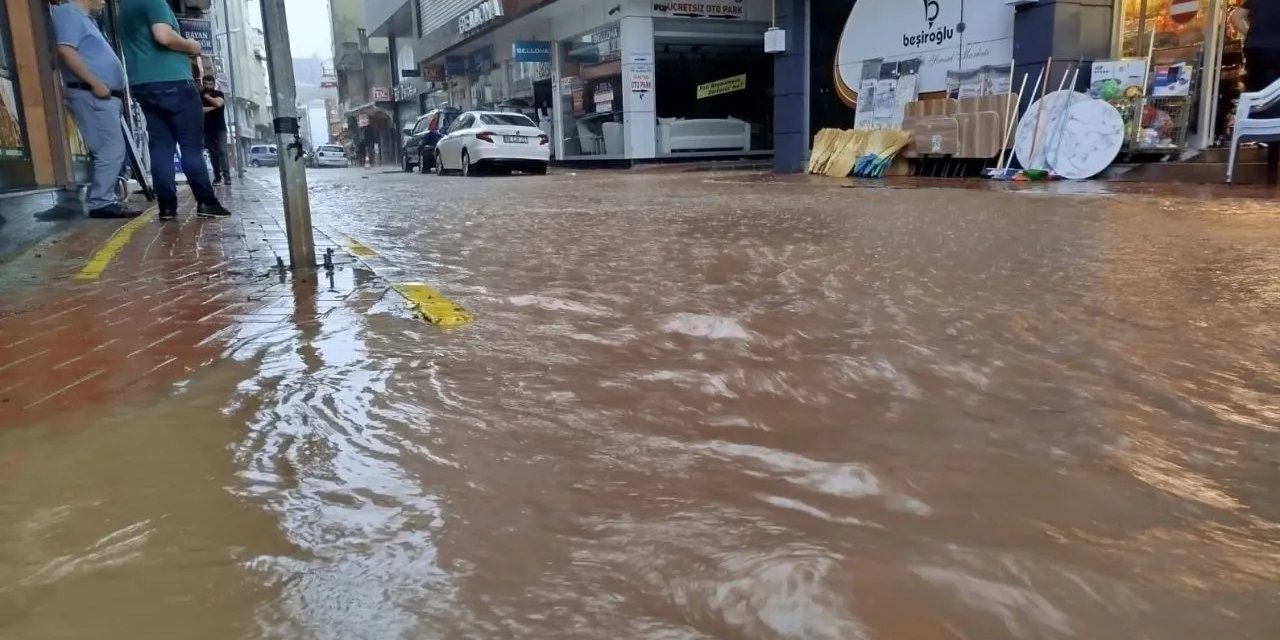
left=0, top=179, right=381, bottom=427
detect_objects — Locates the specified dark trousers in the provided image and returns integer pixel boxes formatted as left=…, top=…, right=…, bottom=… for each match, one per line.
left=205, top=128, right=229, bottom=180
left=130, top=80, right=218, bottom=210
left=1245, top=47, right=1280, bottom=178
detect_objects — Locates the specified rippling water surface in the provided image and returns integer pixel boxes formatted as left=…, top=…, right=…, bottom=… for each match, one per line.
left=2, top=172, right=1278, bottom=639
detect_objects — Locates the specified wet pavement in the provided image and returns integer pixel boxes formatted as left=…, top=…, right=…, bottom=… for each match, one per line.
left=2, top=168, right=1279, bottom=639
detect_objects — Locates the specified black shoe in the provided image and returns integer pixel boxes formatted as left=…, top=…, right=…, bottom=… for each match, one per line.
left=158, top=208, right=178, bottom=221
left=87, top=204, right=142, bottom=219
left=196, top=202, right=232, bottom=218
left=212, top=177, right=224, bottom=186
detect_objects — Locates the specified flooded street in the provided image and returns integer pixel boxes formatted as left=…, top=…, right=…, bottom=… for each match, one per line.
left=3, top=169, right=1279, bottom=639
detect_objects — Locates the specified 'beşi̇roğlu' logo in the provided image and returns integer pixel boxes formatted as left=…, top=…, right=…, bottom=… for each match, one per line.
left=903, top=0, right=955, bottom=48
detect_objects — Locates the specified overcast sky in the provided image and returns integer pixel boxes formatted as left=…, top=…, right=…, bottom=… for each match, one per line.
left=245, top=0, right=334, bottom=60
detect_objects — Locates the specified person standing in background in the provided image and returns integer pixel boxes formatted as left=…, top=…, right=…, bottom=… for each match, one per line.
left=1231, top=0, right=1280, bottom=183
left=118, top=0, right=231, bottom=220
left=52, top=0, right=140, bottom=218
left=201, top=75, right=230, bottom=185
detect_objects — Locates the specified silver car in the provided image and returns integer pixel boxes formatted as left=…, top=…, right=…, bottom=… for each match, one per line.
left=248, top=144, right=278, bottom=167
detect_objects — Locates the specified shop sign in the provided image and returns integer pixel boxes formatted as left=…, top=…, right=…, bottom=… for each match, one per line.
left=372, top=87, right=392, bottom=102
left=457, top=0, right=503, bottom=35
left=652, top=0, right=744, bottom=20
left=696, top=73, right=746, bottom=99
left=421, top=63, right=446, bottom=82
left=320, top=76, right=338, bottom=88
left=469, top=46, right=494, bottom=75
left=629, top=64, right=654, bottom=95
left=512, top=41, right=552, bottom=63
left=589, top=25, right=621, bottom=44
left=835, top=0, right=1015, bottom=97
left=445, top=56, right=467, bottom=76
left=177, top=18, right=215, bottom=56
left=394, top=83, right=419, bottom=102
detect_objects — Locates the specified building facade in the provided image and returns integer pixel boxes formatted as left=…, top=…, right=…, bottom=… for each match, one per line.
left=372, top=0, right=776, bottom=165
left=330, top=0, right=396, bottom=164
left=207, top=0, right=272, bottom=166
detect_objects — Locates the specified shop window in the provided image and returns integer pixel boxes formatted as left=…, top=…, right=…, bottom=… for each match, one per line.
left=1120, top=0, right=1211, bottom=56
left=0, top=0, right=29, bottom=164
left=558, top=23, right=623, bottom=157
left=653, top=18, right=773, bottom=155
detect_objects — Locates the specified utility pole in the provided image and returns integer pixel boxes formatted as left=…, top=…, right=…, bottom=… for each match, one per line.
left=218, top=0, right=245, bottom=178
left=258, top=0, right=316, bottom=272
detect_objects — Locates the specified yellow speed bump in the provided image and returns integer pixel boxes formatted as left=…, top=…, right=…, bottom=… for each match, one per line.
left=346, top=240, right=378, bottom=258
left=391, top=282, right=473, bottom=328
left=73, top=206, right=157, bottom=280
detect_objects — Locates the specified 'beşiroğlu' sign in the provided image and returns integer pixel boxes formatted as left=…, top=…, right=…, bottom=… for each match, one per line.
left=835, top=0, right=1015, bottom=102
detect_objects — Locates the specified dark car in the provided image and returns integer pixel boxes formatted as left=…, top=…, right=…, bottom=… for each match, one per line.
left=401, top=107, right=461, bottom=173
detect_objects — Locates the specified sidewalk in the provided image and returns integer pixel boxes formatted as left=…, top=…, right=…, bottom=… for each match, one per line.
left=0, top=177, right=384, bottom=427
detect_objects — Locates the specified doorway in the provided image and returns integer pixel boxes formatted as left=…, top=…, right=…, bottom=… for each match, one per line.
left=1114, top=0, right=1243, bottom=149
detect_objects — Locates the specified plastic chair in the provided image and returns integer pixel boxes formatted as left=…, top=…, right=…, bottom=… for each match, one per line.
left=1227, top=76, right=1280, bottom=183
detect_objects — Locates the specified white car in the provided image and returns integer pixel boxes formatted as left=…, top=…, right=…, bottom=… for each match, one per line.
left=434, top=111, right=550, bottom=176
left=314, top=144, right=350, bottom=168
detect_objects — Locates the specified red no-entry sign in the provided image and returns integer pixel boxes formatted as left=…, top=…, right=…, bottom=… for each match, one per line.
left=1169, top=0, right=1200, bottom=24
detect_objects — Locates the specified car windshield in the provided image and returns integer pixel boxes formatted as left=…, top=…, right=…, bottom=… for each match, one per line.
left=479, top=113, right=535, bottom=127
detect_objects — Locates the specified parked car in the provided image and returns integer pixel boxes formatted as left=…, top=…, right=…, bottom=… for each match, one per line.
left=248, top=144, right=278, bottom=167
left=401, top=107, right=460, bottom=173
left=314, top=144, right=350, bottom=168
left=434, top=111, right=549, bottom=176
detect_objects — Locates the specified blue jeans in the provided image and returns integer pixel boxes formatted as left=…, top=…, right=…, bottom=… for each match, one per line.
left=65, top=90, right=125, bottom=210
left=130, top=80, right=217, bottom=210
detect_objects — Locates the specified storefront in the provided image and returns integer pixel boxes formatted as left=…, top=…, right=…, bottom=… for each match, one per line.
left=777, top=0, right=1260, bottom=173
left=1111, top=0, right=1246, bottom=150
left=413, top=0, right=775, bottom=163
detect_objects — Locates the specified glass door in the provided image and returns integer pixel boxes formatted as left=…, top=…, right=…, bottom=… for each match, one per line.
left=1116, top=0, right=1230, bottom=150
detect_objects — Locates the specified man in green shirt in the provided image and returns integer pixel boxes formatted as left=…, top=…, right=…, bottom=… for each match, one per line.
left=119, top=0, right=231, bottom=219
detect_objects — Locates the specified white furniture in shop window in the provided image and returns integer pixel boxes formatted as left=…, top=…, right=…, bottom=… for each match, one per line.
left=657, top=117, right=751, bottom=154
left=576, top=120, right=604, bottom=154
left=1227, top=76, right=1280, bottom=183
left=602, top=122, right=624, bottom=155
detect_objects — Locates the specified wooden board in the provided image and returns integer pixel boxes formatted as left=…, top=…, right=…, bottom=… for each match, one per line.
left=909, top=116, right=959, bottom=156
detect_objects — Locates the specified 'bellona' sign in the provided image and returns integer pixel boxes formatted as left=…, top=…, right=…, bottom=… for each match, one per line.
left=458, top=0, right=504, bottom=35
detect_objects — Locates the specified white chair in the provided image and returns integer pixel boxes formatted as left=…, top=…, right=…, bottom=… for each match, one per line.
left=1227, top=76, right=1280, bottom=183
left=576, top=120, right=603, bottom=155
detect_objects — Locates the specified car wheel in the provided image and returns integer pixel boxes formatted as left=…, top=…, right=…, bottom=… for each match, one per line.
left=532, top=163, right=548, bottom=176
left=461, top=150, right=473, bottom=177
left=435, top=150, right=447, bottom=175
left=250, top=160, right=260, bottom=168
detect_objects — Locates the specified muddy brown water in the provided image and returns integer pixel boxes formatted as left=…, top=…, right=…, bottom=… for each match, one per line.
left=2, top=171, right=1279, bottom=639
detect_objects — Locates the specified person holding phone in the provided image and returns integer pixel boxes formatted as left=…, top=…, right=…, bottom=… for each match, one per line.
left=200, top=75, right=230, bottom=185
